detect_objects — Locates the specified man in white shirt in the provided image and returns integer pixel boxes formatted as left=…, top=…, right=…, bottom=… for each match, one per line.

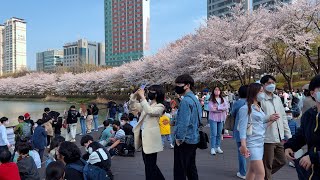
left=260, top=75, right=292, bottom=180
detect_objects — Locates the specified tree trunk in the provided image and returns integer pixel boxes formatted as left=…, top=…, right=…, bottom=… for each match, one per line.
left=305, top=49, right=318, bottom=75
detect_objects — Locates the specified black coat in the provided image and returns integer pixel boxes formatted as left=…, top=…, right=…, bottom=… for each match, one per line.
left=284, top=107, right=320, bottom=178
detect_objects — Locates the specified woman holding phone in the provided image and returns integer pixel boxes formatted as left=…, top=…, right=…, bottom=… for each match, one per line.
left=238, top=83, right=276, bottom=180
left=129, top=85, right=165, bottom=180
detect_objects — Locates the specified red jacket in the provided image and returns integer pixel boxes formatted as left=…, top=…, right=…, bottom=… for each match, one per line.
left=0, top=162, right=21, bottom=180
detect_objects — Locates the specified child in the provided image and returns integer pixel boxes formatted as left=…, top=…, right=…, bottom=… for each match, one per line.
left=0, top=148, right=21, bottom=180
left=159, top=110, right=174, bottom=149
left=32, top=119, right=47, bottom=161
left=16, top=141, right=40, bottom=180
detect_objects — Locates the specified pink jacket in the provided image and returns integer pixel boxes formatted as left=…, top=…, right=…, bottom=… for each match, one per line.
left=208, top=99, right=229, bottom=122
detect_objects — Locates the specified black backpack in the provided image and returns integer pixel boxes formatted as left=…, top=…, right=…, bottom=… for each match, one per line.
left=67, top=159, right=110, bottom=180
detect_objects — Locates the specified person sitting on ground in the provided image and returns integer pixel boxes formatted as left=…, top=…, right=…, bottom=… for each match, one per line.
left=107, top=121, right=126, bottom=156
left=46, top=161, right=65, bottom=180
left=16, top=141, right=40, bottom=180
left=13, top=140, right=42, bottom=169
left=0, top=148, right=21, bottom=180
left=120, top=116, right=133, bottom=136
left=128, top=113, right=138, bottom=128
left=46, top=136, right=65, bottom=167
left=80, top=135, right=113, bottom=179
left=87, top=141, right=113, bottom=179
left=32, top=119, right=47, bottom=161
left=57, top=141, right=84, bottom=180
left=99, top=120, right=113, bottom=146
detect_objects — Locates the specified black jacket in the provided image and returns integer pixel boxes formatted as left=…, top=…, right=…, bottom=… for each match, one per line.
left=42, top=111, right=60, bottom=123
left=284, top=107, right=320, bottom=178
left=93, top=106, right=99, bottom=115
left=53, top=117, right=63, bottom=134
left=66, top=109, right=80, bottom=124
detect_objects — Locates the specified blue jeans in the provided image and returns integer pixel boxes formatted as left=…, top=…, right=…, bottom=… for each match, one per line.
left=236, top=142, right=246, bottom=176
left=161, top=135, right=172, bottom=145
left=209, top=120, right=223, bottom=149
left=80, top=117, right=86, bottom=135
left=93, top=115, right=99, bottom=131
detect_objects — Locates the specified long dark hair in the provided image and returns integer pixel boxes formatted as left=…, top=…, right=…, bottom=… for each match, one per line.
left=210, top=87, right=224, bottom=104
left=148, top=85, right=165, bottom=104
left=247, top=83, right=263, bottom=115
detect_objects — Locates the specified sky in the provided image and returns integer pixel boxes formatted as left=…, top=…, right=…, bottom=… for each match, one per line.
left=0, top=0, right=206, bottom=70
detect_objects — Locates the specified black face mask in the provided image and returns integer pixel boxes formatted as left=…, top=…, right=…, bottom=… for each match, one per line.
left=147, top=92, right=156, bottom=100
left=175, top=86, right=186, bottom=95
left=113, top=127, right=118, bottom=132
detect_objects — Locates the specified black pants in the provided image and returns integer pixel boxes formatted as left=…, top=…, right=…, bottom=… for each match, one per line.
left=142, top=151, right=165, bottom=180
left=174, top=143, right=198, bottom=180
left=47, top=135, right=52, bottom=146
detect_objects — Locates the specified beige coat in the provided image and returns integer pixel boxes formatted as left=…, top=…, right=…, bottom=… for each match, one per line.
left=261, top=94, right=292, bottom=143
left=43, top=120, right=53, bottom=136
left=129, top=95, right=164, bottom=154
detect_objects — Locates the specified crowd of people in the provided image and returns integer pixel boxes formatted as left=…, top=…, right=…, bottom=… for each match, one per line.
left=0, top=74, right=319, bottom=180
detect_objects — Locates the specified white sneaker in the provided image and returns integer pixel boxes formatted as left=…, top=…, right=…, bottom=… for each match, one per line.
left=236, top=172, right=246, bottom=179
left=215, top=147, right=223, bottom=154
left=170, top=144, right=174, bottom=149
left=210, top=148, right=216, bottom=155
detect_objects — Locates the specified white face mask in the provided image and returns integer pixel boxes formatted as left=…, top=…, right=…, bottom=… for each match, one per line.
left=4, top=121, right=9, bottom=125
left=88, top=147, right=93, bottom=154
left=314, top=91, right=320, bottom=103
left=257, top=93, right=265, bottom=102
left=287, top=116, right=293, bottom=120
left=265, top=84, right=276, bottom=93
left=120, top=121, right=126, bottom=126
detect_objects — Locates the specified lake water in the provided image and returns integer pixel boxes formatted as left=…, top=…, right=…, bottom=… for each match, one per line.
left=0, top=100, right=109, bottom=127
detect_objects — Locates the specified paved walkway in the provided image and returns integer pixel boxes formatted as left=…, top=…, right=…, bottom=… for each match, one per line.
left=40, top=126, right=298, bottom=180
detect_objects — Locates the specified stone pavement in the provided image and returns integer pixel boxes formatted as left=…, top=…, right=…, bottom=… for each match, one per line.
left=40, top=126, right=298, bottom=180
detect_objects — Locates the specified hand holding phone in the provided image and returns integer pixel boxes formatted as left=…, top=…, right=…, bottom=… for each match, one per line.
left=140, top=84, right=147, bottom=90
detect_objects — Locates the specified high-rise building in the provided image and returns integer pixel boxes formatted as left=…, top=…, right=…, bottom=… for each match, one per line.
left=104, top=0, right=150, bottom=67
left=63, top=39, right=105, bottom=67
left=36, top=49, right=63, bottom=72
left=252, top=0, right=291, bottom=10
left=207, top=0, right=291, bottom=18
left=0, top=25, right=4, bottom=75
left=0, top=17, right=27, bottom=75
left=207, top=0, right=250, bottom=18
